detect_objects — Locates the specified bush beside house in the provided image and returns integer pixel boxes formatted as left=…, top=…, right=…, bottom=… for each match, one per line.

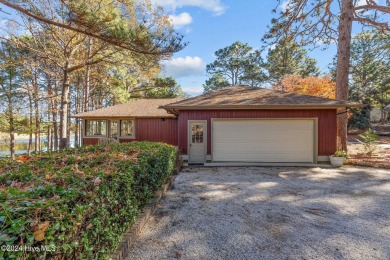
left=0, top=142, right=177, bottom=259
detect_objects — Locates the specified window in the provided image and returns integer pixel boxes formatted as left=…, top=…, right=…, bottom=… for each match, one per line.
left=85, top=120, right=107, bottom=136
left=120, top=120, right=134, bottom=137
left=109, top=121, right=119, bottom=138
left=191, top=124, right=204, bottom=143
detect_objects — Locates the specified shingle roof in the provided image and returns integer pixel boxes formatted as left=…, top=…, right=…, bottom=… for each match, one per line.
left=73, top=98, right=183, bottom=118
left=162, top=85, right=362, bottom=110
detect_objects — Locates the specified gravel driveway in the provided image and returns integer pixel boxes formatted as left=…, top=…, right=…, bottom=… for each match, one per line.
left=126, top=166, right=390, bottom=260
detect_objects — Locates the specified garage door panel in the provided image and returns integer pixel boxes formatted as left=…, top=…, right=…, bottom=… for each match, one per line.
left=215, top=154, right=312, bottom=162
left=213, top=144, right=311, bottom=153
left=213, top=153, right=312, bottom=161
left=212, top=119, right=314, bottom=163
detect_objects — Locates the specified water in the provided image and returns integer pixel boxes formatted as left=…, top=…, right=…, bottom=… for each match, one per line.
left=0, top=136, right=77, bottom=157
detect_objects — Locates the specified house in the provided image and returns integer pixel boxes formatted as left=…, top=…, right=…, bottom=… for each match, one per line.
left=370, top=107, right=382, bottom=122
left=73, top=86, right=361, bottom=164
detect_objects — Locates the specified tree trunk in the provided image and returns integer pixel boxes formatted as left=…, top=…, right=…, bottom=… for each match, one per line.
left=59, top=69, right=70, bottom=149
left=47, top=77, right=52, bottom=151
left=7, top=97, right=15, bottom=160
left=33, top=73, right=40, bottom=153
left=75, top=77, right=80, bottom=147
left=47, top=100, right=52, bottom=152
left=9, top=113, right=15, bottom=160
left=84, top=38, right=92, bottom=112
left=52, top=76, right=59, bottom=151
left=27, top=84, right=33, bottom=156
left=67, top=93, right=71, bottom=148
left=335, top=0, right=353, bottom=151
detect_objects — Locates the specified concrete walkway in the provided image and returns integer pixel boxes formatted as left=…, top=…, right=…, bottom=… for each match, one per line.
left=126, top=166, right=390, bottom=260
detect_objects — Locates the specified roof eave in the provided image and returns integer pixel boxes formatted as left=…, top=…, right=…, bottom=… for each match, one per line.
left=161, top=104, right=364, bottom=110
left=71, top=115, right=176, bottom=119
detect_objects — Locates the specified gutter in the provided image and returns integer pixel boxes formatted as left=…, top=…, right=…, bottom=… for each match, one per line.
left=160, top=103, right=364, bottom=111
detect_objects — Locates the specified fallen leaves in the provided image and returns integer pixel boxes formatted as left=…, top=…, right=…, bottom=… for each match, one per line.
left=16, top=155, right=31, bottom=163
left=73, top=164, right=85, bottom=175
left=93, top=177, right=101, bottom=186
left=33, top=221, right=50, bottom=242
left=347, top=144, right=390, bottom=169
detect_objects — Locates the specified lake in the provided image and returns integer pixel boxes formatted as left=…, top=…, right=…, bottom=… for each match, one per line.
left=0, top=137, right=76, bottom=157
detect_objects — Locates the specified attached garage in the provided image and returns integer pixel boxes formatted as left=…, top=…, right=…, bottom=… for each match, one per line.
left=160, top=85, right=362, bottom=165
left=212, top=119, right=316, bottom=163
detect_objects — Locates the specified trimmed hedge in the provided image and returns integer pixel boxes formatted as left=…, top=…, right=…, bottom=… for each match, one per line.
left=0, top=142, right=177, bottom=259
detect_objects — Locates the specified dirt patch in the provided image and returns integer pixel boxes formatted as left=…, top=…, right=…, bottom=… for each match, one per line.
left=347, top=144, right=390, bottom=169
left=348, top=134, right=390, bottom=144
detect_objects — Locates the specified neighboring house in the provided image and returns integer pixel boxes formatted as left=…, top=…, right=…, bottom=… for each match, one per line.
left=73, top=85, right=361, bottom=164
left=370, top=107, right=382, bottom=122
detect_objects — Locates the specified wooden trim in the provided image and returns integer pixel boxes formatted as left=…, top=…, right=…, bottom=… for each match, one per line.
left=162, top=104, right=363, bottom=111
left=84, top=119, right=108, bottom=138
left=180, top=154, right=211, bottom=161
left=210, top=118, right=318, bottom=163
left=108, top=120, right=119, bottom=139
left=313, top=118, right=319, bottom=164
left=187, top=120, right=207, bottom=163
left=119, top=119, right=136, bottom=139
left=81, top=119, right=85, bottom=146
left=318, top=156, right=330, bottom=162
left=72, top=115, right=176, bottom=119
left=83, top=119, right=137, bottom=139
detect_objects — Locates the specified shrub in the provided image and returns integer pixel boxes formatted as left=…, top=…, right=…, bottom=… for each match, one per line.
left=348, top=107, right=370, bottom=130
left=358, top=128, right=379, bottom=156
left=0, top=142, right=177, bottom=259
left=333, top=150, right=348, bottom=159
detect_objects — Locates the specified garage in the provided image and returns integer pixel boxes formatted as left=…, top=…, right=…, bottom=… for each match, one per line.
left=162, top=86, right=362, bottom=164
left=212, top=119, right=316, bottom=163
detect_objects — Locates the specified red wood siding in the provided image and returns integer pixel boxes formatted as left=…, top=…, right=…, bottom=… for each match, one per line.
left=178, top=110, right=337, bottom=156
left=83, top=118, right=178, bottom=146
left=83, top=138, right=99, bottom=146
left=120, top=118, right=178, bottom=145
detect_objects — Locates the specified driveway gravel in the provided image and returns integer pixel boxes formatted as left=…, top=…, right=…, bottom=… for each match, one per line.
left=126, top=166, right=390, bottom=260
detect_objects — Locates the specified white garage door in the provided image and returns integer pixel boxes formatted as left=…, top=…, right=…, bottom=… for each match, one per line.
left=212, top=119, right=315, bottom=163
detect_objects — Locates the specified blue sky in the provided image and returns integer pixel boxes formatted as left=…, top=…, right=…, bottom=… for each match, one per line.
left=0, top=0, right=383, bottom=96
left=157, top=0, right=375, bottom=96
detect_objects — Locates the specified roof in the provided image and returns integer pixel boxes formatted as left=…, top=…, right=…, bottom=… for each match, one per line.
left=162, top=85, right=362, bottom=110
left=73, top=98, right=183, bottom=118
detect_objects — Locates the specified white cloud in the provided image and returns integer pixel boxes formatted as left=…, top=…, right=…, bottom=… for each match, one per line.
left=154, top=0, right=226, bottom=16
left=280, top=0, right=290, bottom=11
left=169, top=12, right=193, bottom=29
left=183, top=86, right=204, bottom=96
left=162, top=56, right=205, bottom=78
left=355, top=0, right=367, bottom=6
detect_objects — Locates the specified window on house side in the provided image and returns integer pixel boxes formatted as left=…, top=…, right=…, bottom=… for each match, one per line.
left=120, top=120, right=135, bottom=137
left=85, top=120, right=107, bottom=136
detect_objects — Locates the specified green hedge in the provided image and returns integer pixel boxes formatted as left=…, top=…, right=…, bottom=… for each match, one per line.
left=0, top=142, right=177, bottom=259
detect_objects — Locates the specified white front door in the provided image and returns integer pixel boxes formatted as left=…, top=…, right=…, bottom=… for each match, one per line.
left=189, top=121, right=206, bottom=163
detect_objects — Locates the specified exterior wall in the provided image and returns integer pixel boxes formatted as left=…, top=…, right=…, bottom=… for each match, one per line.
left=178, top=109, right=337, bottom=156
left=83, top=137, right=100, bottom=146
left=82, top=118, right=178, bottom=146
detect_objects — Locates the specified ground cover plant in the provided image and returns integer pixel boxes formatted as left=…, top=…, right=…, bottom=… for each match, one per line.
left=0, top=142, right=177, bottom=259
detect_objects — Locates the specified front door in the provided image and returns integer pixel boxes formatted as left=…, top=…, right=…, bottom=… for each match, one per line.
left=189, top=121, right=206, bottom=163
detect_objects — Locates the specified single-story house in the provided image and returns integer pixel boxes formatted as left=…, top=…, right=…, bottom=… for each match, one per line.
left=73, top=85, right=361, bottom=164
